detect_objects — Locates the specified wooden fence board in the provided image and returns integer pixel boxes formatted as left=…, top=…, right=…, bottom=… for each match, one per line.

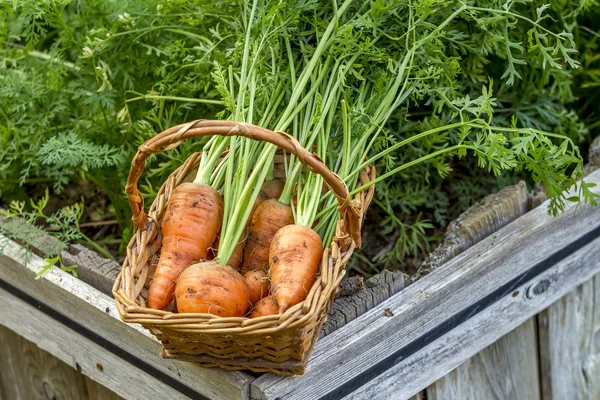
left=427, top=318, right=540, bottom=400
left=0, top=324, right=110, bottom=400
left=538, top=273, right=600, bottom=400
left=252, top=169, right=600, bottom=400
left=85, top=377, right=124, bottom=400
left=343, top=236, right=600, bottom=400
left=0, top=288, right=195, bottom=400
left=0, top=324, right=35, bottom=400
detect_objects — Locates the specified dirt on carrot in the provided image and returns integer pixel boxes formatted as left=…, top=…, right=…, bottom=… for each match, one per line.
left=269, top=224, right=323, bottom=312
left=241, top=199, right=294, bottom=274
left=250, top=296, right=279, bottom=318
left=147, top=183, right=223, bottom=310
left=175, top=261, right=251, bottom=317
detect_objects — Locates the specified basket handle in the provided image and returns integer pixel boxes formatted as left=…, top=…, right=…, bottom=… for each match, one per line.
left=125, top=120, right=365, bottom=246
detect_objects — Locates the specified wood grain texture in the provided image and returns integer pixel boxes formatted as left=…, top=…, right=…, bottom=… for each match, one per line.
left=0, top=289, right=194, bottom=400
left=252, top=169, right=600, bottom=400
left=0, top=215, right=63, bottom=258
left=0, top=323, right=33, bottom=400
left=538, top=274, right=600, bottom=400
left=427, top=318, right=540, bottom=400
left=85, top=377, right=124, bottom=400
left=343, top=236, right=600, bottom=400
left=335, top=275, right=364, bottom=298
left=320, top=270, right=406, bottom=337
left=0, top=214, right=121, bottom=297
left=0, top=236, right=253, bottom=400
left=60, top=243, right=120, bottom=296
left=0, top=324, right=90, bottom=400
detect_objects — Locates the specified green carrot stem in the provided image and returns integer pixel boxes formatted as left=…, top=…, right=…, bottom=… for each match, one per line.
left=315, top=144, right=475, bottom=226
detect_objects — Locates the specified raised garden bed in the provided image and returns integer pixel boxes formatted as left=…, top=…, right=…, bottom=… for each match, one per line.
left=1, top=168, right=599, bottom=399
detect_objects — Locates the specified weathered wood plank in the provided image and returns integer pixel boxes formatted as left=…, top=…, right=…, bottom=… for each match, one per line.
left=427, top=318, right=540, bottom=400
left=421, top=182, right=543, bottom=400
left=320, top=270, right=406, bottom=337
left=85, top=376, right=124, bottom=400
left=61, top=243, right=120, bottom=296
left=538, top=273, right=600, bottom=400
left=0, top=324, right=121, bottom=399
left=252, top=169, right=600, bottom=400
left=0, top=323, right=34, bottom=400
left=0, top=324, right=90, bottom=400
left=335, top=275, right=364, bottom=298
left=0, top=214, right=121, bottom=297
left=0, top=236, right=253, bottom=400
left=0, top=288, right=194, bottom=400
left=344, top=236, right=600, bottom=400
left=0, top=215, right=64, bottom=258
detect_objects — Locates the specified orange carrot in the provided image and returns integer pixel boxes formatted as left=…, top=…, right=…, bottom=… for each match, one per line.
left=147, top=182, right=223, bottom=310
left=175, top=261, right=251, bottom=316
left=241, top=199, right=294, bottom=273
left=244, top=269, right=270, bottom=305
left=269, top=224, right=322, bottom=312
left=261, top=179, right=285, bottom=199
left=227, top=190, right=269, bottom=270
left=250, top=296, right=279, bottom=318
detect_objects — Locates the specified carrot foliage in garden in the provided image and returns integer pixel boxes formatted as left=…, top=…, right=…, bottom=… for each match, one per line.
left=0, top=0, right=599, bottom=273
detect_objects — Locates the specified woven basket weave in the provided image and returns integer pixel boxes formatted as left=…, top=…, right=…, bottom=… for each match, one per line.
left=113, top=120, right=375, bottom=375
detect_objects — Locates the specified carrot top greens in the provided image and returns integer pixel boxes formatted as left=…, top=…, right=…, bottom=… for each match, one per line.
left=181, top=0, right=600, bottom=262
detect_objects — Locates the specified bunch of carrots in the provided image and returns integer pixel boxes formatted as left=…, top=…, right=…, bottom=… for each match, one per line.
left=148, top=174, right=319, bottom=318
left=143, top=0, right=594, bottom=319
left=145, top=0, right=340, bottom=318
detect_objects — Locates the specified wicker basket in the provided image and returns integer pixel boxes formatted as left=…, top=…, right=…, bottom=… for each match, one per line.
left=113, top=120, right=375, bottom=375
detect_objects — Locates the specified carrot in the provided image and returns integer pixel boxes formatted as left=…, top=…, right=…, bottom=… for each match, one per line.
left=241, top=199, right=294, bottom=273
left=244, top=269, right=270, bottom=305
left=175, top=261, right=251, bottom=316
left=261, top=179, right=285, bottom=199
left=147, top=182, right=223, bottom=310
left=250, top=296, right=279, bottom=318
left=227, top=190, right=269, bottom=270
left=269, top=224, right=322, bottom=312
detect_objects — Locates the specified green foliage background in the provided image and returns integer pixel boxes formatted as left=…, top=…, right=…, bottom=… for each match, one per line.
left=1, top=0, right=599, bottom=271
